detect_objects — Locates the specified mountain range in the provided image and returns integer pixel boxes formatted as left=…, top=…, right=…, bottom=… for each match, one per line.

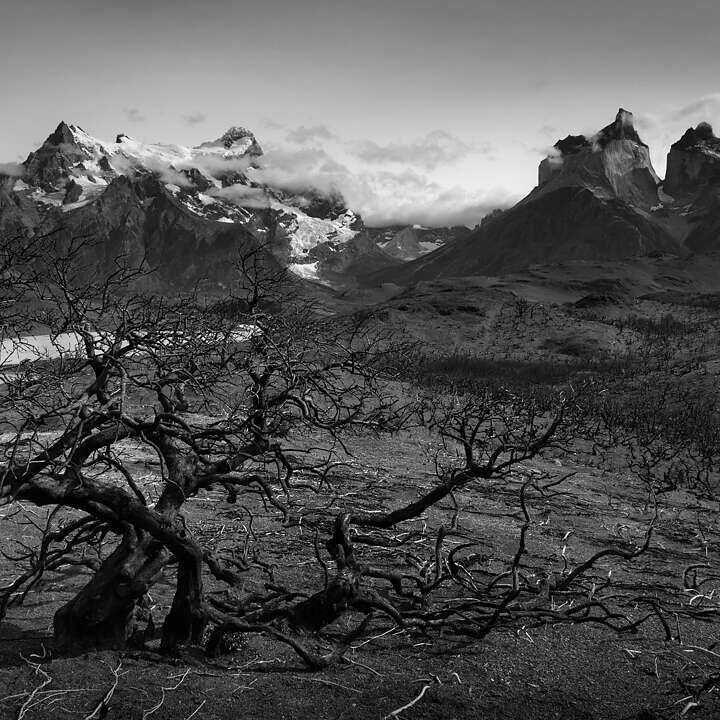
left=1, top=110, right=719, bottom=292
left=0, top=122, right=404, bottom=289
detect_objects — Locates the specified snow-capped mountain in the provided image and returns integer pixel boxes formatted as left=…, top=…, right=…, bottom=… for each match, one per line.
left=4, top=121, right=391, bottom=286
left=367, top=225, right=472, bottom=262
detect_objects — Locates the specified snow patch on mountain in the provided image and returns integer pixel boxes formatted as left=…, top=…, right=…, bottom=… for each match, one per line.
left=274, top=203, right=359, bottom=258
left=288, top=261, right=321, bottom=281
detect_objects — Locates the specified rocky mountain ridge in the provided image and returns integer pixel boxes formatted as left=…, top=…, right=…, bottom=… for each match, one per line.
left=365, top=110, right=720, bottom=285
left=664, top=121, right=720, bottom=197
left=535, top=108, right=660, bottom=209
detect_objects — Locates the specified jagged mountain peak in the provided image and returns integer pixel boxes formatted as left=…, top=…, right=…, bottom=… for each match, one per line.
left=367, top=107, right=682, bottom=285
left=537, top=107, right=659, bottom=208
left=22, top=122, right=110, bottom=193
left=47, top=121, right=80, bottom=146
left=218, top=126, right=255, bottom=145
left=41, top=122, right=108, bottom=152
left=595, top=108, right=646, bottom=148
left=548, top=109, right=646, bottom=160
left=553, top=134, right=591, bottom=156
left=665, top=121, right=720, bottom=198
left=198, top=126, right=264, bottom=156
left=18, top=120, right=270, bottom=202
left=672, top=122, right=720, bottom=151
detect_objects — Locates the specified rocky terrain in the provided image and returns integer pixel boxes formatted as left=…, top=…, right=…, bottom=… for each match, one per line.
left=2, top=258, right=720, bottom=720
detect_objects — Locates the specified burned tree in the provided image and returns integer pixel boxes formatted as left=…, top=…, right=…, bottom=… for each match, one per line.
left=0, top=234, right=401, bottom=653
left=0, top=233, right=686, bottom=667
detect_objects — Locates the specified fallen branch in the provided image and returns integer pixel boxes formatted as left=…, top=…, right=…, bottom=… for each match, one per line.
left=384, top=683, right=433, bottom=719
left=81, top=660, right=123, bottom=720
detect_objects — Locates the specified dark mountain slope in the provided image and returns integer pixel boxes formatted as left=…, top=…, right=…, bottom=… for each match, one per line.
left=365, top=186, right=679, bottom=283
left=40, top=175, right=274, bottom=291
left=663, top=122, right=720, bottom=253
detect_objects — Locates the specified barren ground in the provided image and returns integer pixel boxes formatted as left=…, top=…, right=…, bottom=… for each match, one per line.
left=1, top=430, right=718, bottom=719
left=1, top=280, right=719, bottom=720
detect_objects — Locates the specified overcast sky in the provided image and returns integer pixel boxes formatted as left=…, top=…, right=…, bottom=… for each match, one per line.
left=2, top=0, right=719, bottom=225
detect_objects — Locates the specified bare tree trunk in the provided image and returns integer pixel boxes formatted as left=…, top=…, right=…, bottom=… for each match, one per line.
left=289, top=572, right=358, bottom=631
left=53, top=534, right=167, bottom=652
left=160, top=551, right=205, bottom=651
left=289, top=513, right=362, bottom=631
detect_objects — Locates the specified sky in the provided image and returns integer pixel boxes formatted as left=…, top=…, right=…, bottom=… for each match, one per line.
left=1, top=0, right=720, bottom=226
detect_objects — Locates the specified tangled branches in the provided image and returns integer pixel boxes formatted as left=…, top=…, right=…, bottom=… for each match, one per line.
left=1, top=233, right=716, bottom=677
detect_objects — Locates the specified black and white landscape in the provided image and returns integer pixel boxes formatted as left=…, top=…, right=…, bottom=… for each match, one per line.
left=1, top=2, right=720, bottom=719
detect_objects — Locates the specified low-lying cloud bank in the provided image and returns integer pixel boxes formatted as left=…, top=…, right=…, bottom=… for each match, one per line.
left=0, top=162, right=24, bottom=177
left=357, top=187, right=517, bottom=228
left=245, top=129, right=513, bottom=226
left=209, top=184, right=270, bottom=209
left=111, top=150, right=255, bottom=190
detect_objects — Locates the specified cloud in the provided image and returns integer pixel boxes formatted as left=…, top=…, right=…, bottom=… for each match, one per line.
left=261, top=118, right=286, bottom=130
left=113, top=142, right=254, bottom=184
left=0, top=162, right=24, bottom=177
left=159, top=168, right=196, bottom=188
left=209, top=185, right=270, bottom=209
left=633, top=112, right=660, bottom=134
left=538, top=124, right=559, bottom=139
left=670, top=94, right=720, bottom=123
left=527, top=79, right=551, bottom=91
left=245, top=145, right=514, bottom=227
left=110, top=153, right=195, bottom=188
left=248, top=147, right=351, bottom=198
left=285, top=124, right=336, bottom=144
left=182, top=112, right=207, bottom=126
left=539, top=145, right=564, bottom=171
left=185, top=154, right=253, bottom=177
left=351, top=130, right=480, bottom=170
left=124, top=108, right=146, bottom=123
left=355, top=175, right=517, bottom=227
